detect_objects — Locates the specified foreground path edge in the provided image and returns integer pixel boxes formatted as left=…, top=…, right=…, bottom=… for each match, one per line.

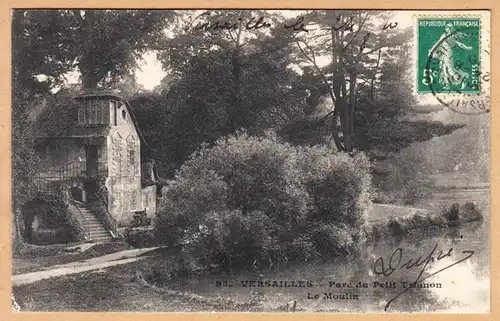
left=12, top=246, right=159, bottom=286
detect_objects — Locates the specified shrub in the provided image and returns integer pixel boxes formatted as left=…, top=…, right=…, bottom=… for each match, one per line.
left=442, top=203, right=460, bottom=222
left=155, top=131, right=372, bottom=270
left=442, top=202, right=483, bottom=223
left=22, top=196, right=82, bottom=245
left=182, top=209, right=273, bottom=269
left=387, top=217, right=407, bottom=236
left=459, top=202, right=483, bottom=221
left=125, top=227, right=157, bottom=248
left=65, top=214, right=87, bottom=243
left=309, top=223, right=357, bottom=256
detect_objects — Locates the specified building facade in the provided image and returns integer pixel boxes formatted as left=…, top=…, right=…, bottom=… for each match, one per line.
left=33, top=91, right=162, bottom=242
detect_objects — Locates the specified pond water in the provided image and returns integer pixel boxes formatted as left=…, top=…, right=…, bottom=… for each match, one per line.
left=160, top=208, right=489, bottom=313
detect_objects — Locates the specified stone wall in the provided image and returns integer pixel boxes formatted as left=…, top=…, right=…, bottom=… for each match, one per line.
left=106, top=103, right=143, bottom=227
left=106, top=176, right=144, bottom=226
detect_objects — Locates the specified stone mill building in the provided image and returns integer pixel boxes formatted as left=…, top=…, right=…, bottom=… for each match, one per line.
left=31, top=90, right=164, bottom=243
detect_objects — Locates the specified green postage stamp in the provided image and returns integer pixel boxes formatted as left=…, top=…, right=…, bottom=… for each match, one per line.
left=417, top=18, right=481, bottom=94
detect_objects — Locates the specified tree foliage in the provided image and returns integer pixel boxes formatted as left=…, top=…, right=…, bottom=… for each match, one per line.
left=155, top=132, right=372, bottom=268
left=131, top=10, right=318, bottom=173
left=12, top=9, right=173, bottom=90
left=157, top=10, right=310, bottom=132
left=280, top=11, right=464, bottom=156
left=128, top=10, right=466, bottom=175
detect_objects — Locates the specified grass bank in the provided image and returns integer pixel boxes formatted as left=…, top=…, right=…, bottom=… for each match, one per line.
left=364, top=202, right=483, bottom=241
left=12, top=257, right=275, bottom=312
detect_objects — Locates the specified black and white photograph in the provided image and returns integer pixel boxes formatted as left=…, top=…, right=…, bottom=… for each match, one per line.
left=11, top=9, right=490, bottom=313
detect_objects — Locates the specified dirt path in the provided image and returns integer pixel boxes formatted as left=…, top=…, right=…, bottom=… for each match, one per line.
left=12, top=247, right=158, bottom=287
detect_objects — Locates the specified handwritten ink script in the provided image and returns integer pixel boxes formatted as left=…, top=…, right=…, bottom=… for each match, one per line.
left=373, top=242, right=475, bottom=311
left=189, top=13, right=398, bottom=34
left=193, top=15, right=272, bottom=32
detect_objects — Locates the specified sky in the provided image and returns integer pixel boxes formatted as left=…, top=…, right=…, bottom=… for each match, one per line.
left=135, top=52, right=164, bottom=90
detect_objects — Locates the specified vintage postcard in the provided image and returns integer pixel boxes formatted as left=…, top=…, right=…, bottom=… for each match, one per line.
left=8, top=8, right=492, bottom=315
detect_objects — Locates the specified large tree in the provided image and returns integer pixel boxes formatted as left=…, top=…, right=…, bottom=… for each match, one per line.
left=281, top=10, right=464, bottom=155
left=128, top=10, right=466, bottom=175
left=13, top=9, right=174, bottom=91
left=156, top=10, right=310, bottom=132
left=133, top=10, right=313, bottom=172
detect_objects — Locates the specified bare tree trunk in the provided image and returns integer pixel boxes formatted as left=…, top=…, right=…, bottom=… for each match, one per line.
left=78, top=10, right=104, bottom=90
left=330, top=27, right=348, bottom=152
left=331, top=111, right=344, bottom=151
left=370, top=49, right=382, bottom=100
left=81, top=72, right=102, bottom=89
left=228, top=26, right=244, bottom=133
left=344, top=75, right=357, bottom=152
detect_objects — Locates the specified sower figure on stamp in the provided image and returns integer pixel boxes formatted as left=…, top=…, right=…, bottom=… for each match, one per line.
left=428, top=22, right=473, bottom=90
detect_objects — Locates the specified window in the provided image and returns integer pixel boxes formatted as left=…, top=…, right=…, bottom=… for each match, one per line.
left=112, top=135, right=122, bottom=176
left=130, top=191, right=137, bottom=210
left=122, top=109, right=127, bottom=120
left=128, top=149, right=136, bottom=176
left=111, top=101, right=117, bottom=126
left=86, top=100, right=96, bottom=125
left=78, top=107, right=84, bottom=124
left=78, top=99, right=108, bottom=125
left=53, top=145, right=69, bottom=166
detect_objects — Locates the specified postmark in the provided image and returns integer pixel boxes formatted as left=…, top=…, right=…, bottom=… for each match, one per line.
left=416, top=16, right=490, bottom=114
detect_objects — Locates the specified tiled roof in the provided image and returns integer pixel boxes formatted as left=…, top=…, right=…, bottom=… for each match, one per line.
left=74, top=89, right=124, bottom=101
left=36, top=125, right=109, bottom=138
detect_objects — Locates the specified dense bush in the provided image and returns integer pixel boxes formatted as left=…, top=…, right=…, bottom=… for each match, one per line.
left=125, top=227, right=157, bottom=248
left=22, top=196, right=84, bottom=245
left=442, top=203, right=460, bottom=222
left=155, top=132, right=372, bottom=270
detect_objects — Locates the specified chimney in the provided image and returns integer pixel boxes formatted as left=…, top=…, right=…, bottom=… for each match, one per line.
left=141, top=159, right=156, bottom=185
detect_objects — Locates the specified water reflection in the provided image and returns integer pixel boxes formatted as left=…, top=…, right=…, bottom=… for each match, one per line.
left=161, top=217, right=489, bottom=313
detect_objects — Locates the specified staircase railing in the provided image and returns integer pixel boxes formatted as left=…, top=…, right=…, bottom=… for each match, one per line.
left=35, top=161, right=86, bottom=181
left=34, top=161, right=118, bottom=240
left=57, top=161, right=85, bottom=179
left=66, top=190, right=92, bottom=241
left=92, top=180, right=118, bottom=238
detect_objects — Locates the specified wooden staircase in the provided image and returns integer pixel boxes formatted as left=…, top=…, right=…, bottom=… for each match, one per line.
left=73, top=202, right=113, bottom=242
